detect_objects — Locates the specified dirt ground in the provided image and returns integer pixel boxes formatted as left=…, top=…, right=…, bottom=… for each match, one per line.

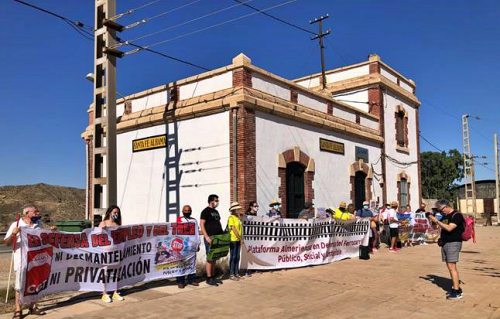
left=1, top=226, right=500, bottom=319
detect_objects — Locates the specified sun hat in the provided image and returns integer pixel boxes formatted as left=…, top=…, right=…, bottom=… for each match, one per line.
left=229, top=202, right=242, bottom=211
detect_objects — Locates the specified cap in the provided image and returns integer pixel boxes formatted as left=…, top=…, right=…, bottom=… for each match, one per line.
left=339, top=201, right=347, bottom=209
left=229, top=202, right=242, bottom=211
left=304, top=201, right=314, bottom=209
left=391, top=200, right=399, bottom=207
left=269, top=199, right=281, bottom=207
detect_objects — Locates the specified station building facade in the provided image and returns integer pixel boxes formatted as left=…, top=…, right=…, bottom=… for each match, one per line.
left=82, top=53, right=421, bottom=225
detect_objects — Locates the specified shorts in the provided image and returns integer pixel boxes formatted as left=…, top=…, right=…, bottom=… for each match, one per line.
left=15, top=270, right=21, bottom=291
left=389, top=227, right=399, bottom=238
left=204, top=239, right=211, bottom=261
left=441, top=241, right=462, bottom=263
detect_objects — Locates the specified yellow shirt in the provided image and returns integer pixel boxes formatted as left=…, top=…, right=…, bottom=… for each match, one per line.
left=228, top=215, right=242, bottom=242
left=334, top=208, right=352, bottom=221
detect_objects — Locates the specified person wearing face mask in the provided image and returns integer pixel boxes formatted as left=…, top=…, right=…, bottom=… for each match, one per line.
left=267, top=199, right=281, bottom=218
left=245, top=201, right=259, bottom=218
left=200, top=194, right=224, bottom=286
left=176, top=205, right=200, bottom=288
left=356, top=201, right=378, bottom=252
left=4, top=205, right=46, bottom=319
left=333, top=201, right=354, bottom=221
left=98, top=205, right=124, bottom=303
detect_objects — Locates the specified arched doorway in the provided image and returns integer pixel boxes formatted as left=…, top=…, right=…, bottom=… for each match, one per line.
left=349, top=159, right=373, bottom=210
left=354, top=171, right=367, bottom=210
left=278, top=147, right=315, bottom=218
left=286, top=162, right=305, bottom=218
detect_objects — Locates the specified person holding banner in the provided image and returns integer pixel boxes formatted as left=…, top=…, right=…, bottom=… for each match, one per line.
left=227, top=202, right=243, bottom=280
left=4, top=205, right=45, bottom=319
left=200, top=194, right=224, bottom=286
left=98, top=205, right=125, bottom=303
left=176, top=205, right=200, bottom=288
left=267, top=199, right=282, bottom=218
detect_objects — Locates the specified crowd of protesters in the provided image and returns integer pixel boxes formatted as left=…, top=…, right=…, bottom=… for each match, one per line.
left=4, top=196, right=464, bottom=316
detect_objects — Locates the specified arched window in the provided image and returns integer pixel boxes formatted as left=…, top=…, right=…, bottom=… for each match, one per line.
left=395, top=105, right=408, bottom=148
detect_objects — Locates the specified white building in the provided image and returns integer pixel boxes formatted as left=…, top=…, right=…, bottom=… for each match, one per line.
left=82, top=53, right=421, bottom=225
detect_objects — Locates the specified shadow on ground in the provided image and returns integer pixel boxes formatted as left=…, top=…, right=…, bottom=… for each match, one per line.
left=419, top=274, right=451, bottom=292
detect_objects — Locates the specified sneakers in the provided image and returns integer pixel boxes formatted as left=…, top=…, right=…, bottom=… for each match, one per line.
left=177, top=283, right=186, bottom=289
left=215, top=278, right=223, bottom=284
left=229, top=275, right=239, bottom=281
left=389, top=248, right=398, bottom=253
left=101, top=294, right=112, bottom=303
left=206, top=278, right=219, bottom=286
left=187, top=281, right=199, bottom=286
left=112, top=292, right=124, bottom=301
left=447, top=289, right=463, bottom=300
left=372, top=248, right=378, bottom=253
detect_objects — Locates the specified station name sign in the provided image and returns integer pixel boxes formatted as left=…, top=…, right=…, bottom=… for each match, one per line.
left=132, top=134, right=166, bottom=152
left=319, top=138, right=344, bottom=155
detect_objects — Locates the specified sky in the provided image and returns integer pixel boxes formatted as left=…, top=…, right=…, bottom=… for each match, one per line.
left=0, top=0, right=499, bottom=188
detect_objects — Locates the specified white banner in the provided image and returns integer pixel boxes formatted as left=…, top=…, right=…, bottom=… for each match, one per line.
left=20, top=223, right=199, bottom=304
left=241, top=217, right=370, bottom=270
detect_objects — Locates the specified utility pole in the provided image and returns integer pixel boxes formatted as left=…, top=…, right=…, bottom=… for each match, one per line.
left=310, top=14, right=331, bottom=90
left=91, top=0, right=124, bottom=222
left=461, top=114, right=477, bottom=218
left=495, top=133, right=499, bottom=224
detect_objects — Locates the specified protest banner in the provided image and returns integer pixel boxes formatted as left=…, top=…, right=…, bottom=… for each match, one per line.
left=240, top=217, right=370, bottom=270
left=20, top=222, right=200, bottom=304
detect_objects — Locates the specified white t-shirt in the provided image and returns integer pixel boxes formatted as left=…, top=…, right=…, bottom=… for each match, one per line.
left=4, top=218, right=40, bottom=270
left=383, top=208, right=399, bottom=229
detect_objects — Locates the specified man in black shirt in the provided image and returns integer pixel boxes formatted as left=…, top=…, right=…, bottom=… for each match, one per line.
left=200, top=194, right=223, bottom=286
left=428, top=199, right=465, bottom=300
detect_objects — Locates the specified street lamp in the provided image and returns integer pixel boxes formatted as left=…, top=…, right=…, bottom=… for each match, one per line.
left=85, top=73, right=127, bottom=99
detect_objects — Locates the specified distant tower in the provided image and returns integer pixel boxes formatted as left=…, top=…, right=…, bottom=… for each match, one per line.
left=461, top=114, right=477, bottom=218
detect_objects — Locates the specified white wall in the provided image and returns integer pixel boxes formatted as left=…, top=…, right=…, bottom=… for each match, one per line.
left=252, top=73, right=290, bottom=101
left=179, top=71, right=232, bottom=100
left=383, top=92, right=420, bottom=210
left=380, top=66, right=398, bottom=84
left=116, top=111, right=231, bottom=225
left=295, top=76, right=320, bottom=89
left=333, top=90, right=369, bottom=113
left=327, top=65, right=370, bottom=84
left=297, top=92, right=328, bottom=113
left=255, top=111, right=384, bottom=213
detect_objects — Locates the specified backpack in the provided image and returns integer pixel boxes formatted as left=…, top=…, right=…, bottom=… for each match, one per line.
left=461, top=215, right=476, bottom=243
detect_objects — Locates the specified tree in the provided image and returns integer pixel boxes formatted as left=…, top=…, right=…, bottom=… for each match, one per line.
left=421, top=149, right=464, bottom=200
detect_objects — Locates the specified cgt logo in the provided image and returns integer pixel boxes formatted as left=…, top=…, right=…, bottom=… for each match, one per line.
left=24, top=247, right=53, bottom=296
left=170, top=238, right=184, bottom=252
left=26, top=280, right=48, bottom=295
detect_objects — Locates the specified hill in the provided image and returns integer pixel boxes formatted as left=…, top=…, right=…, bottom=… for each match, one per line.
left=0, top=183, right=85, bottom=231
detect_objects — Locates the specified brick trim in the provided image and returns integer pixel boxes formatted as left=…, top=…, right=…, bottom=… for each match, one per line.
left=233, top=69, right=252, bottom=88
left=369, top=85, right=386, bottom=204
left=395, top=105, right=409, bottom=148
left=397, top=171, right=411, bottom=208
left=278, top=148, right=314, bottom=218
left=349, top=160, right=373, bottom=204
left=416, top=108, right=422, bottom=205
left=229, top=106, right=257, bottom=211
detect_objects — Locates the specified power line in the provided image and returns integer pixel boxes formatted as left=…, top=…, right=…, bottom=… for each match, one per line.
left=13, top=0, right=93, bottom=35
left=124, top=0, right=203, bottom=30
left=125, top=41, right=210, bottom=71
left=111, top=0, right=164, bottom=20
left=419, top=133, right=445, bottom=152
left=124, top=0, right=299, bottom=54
left=232, top=0, right=315, bottom=35
left=118, top=0, right=256, bottom=46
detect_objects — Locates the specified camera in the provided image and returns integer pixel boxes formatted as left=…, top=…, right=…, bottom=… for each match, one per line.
left=425, top=212, right=434, bottom=218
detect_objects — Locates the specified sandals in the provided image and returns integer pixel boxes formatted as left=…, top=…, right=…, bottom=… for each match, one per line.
left=12, top=311, right=22, bottom=319
left=28, top=306, right=46, bottom=316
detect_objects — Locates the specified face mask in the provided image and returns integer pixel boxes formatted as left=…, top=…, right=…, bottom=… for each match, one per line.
left=183, top=213, right=192, bottom=218
left=363, top=205, right=369, bottom=209
left=31, top=216, right=41, bottom=223
left=340, top=208, right=345, bottom=212
left=273, top=205, right=280, bottom=210
left=214, top=202, right=219, bottom=208
left=112, top=215, right=119, bottom=222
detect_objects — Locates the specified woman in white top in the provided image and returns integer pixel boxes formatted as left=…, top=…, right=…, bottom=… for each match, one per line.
left=98, top=205, right=124, bottom=303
